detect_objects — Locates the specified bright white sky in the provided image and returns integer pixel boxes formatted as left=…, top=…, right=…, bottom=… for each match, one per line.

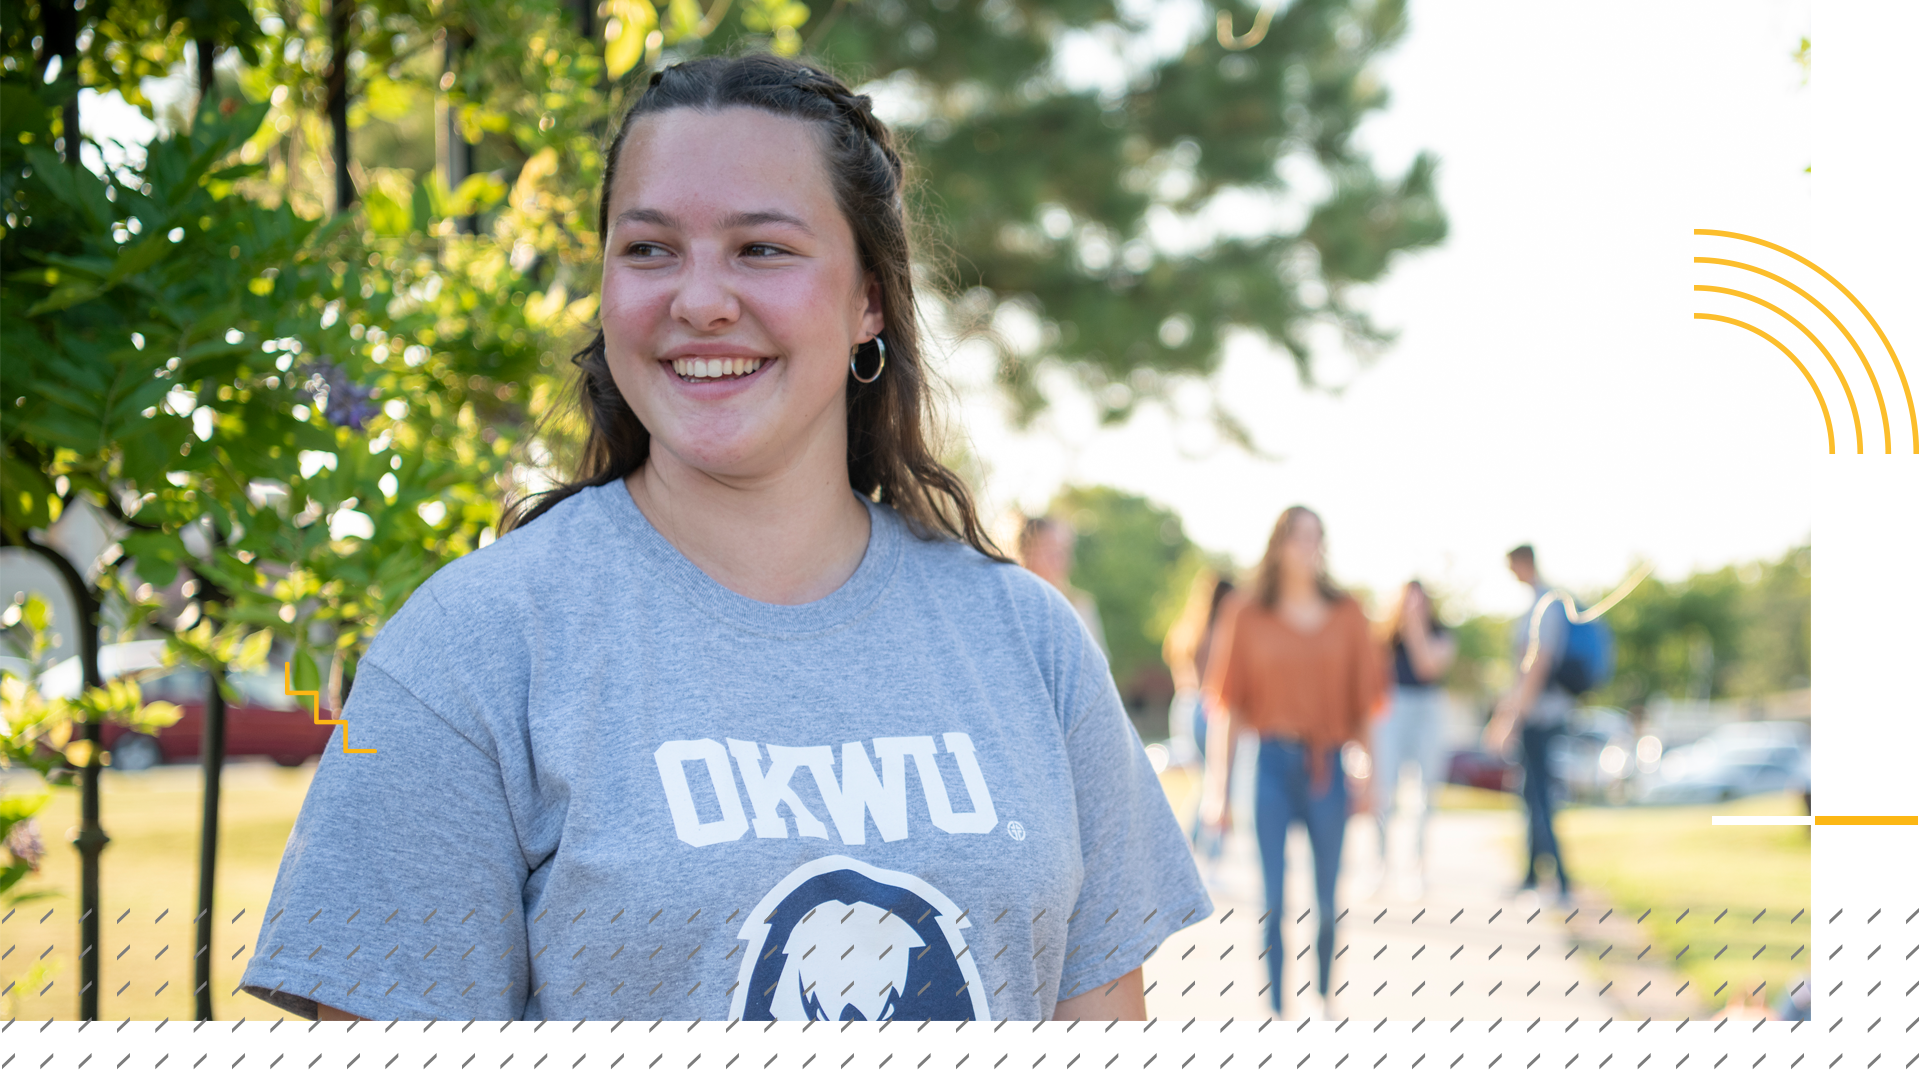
left=945, top=0, right=1819, bottom=619
left=78, top=0, right=1822, bottom=621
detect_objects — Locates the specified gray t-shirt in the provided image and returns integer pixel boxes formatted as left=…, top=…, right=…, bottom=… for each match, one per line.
left=1512, top=582, right=1574, bottom=726
left=241, top=480, right=1208, bottom=1022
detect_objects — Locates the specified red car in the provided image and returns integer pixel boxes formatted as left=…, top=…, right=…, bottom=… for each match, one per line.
left=101, top=667, right=335, bottom=770
left=1446, top=748, right=1517, bottom=792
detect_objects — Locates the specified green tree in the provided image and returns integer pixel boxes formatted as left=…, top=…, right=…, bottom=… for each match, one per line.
left=1441, top=612, right=1512, bottom=707
left=1719, top=544, right=1810, bottom=701
left=1, top=5, right=563, bottom=1015
left=1049, top=484, right=1194, bottom=734
left=1593, top=547, right=1810, bottom=715
left=772, top=0, right=1449, bottom=423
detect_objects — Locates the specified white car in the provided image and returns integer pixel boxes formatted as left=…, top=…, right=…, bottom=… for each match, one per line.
left=1551, top=706, right=1639, bottom=804
left=1633, top=721, right=1810, bottom=804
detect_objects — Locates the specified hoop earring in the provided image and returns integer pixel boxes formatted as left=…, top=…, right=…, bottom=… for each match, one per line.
left=850, top=336, right=886, bottom=384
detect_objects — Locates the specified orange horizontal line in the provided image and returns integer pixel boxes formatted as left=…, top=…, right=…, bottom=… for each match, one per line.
left=1813, top=816, right=1917, bottom=825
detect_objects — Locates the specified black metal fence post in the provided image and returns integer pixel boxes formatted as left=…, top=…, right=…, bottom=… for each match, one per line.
left=194, top=665, right=228, bottom=1019
left=15, top=538, right=107, bottom=1020
left=326, top=0, right=357, bottom=212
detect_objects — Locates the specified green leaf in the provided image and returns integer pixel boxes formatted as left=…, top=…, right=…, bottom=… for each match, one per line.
left=605, top=0, right=656, bottom=79
left=0, top=792, right=52, bottom=830
left=234, top=629, right=273, bottom=672
left=0, top=862, right=32, bottom=897
left=448, top=173, right=509, bottom=217
left=290, top=649, right=321, bottom=696
left=0, top=454, right=57, bottom=531
left=120, top=530, right=192, bottom=588
left=411, top=182, right=434, bottom=235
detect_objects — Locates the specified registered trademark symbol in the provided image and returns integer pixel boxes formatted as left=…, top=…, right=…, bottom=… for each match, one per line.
left=1006, top=820, right=1026, bottom=841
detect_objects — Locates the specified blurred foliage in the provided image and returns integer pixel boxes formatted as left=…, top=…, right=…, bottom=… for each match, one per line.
left=794, top=0, right=1450, bottom=423
left=1, top=50, right=538, bottom=701
left=1048, top=484, right=1195, bottom=692
left=1440, top=611, right=1512, bottom=706
left=1421, top=546, right=1811, bottom=715
left=1596, top=545, right=1810, bottom=713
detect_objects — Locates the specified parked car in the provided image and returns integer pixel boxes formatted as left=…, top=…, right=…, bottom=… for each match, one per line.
left=1446, top=748, right=1515, bottom=793
left=1447, top=706, right=1637, bottom=801
left=1553, top=706, right=1638, bottom=804
left=30, top=639, right=170, bottom=699
left=100, top=666, right=334, bottom=770
left=1632, top=721, right=1810, bottom=804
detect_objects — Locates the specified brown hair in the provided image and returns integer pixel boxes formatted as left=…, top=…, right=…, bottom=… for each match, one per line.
left=1376, top=579, right=1443, bottom=645
left=1015, top=515, right=1063, bottom=563
left=1163, top=569, right=1235, bottom=691
left=502, top=53, right=1003, bottom=561
left=1250, top=506, right=1345, bottom=610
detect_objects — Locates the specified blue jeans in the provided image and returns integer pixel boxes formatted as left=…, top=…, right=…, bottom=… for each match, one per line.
left=1372, top=685, right=1445, bottom=863
left=1254, top=739, right=1347, bottom=1011
left=1519, top=723, right=1570, bottom=888
left=1187, top=706, right=1226, bottom=859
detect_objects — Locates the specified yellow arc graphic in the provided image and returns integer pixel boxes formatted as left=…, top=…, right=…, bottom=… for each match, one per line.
left=1695, top=257, right=1893, bottom=453
left=284, top=661, right=377, bottom=754
left=1692, top=313, right=1836, bottom=454
left=1694, top=285, right=1862, bottom=453
left=1694, top=229, right=1915, bottom=453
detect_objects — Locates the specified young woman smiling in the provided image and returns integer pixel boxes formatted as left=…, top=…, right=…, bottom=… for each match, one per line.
left=241, top=54, right=1207, bottom=1024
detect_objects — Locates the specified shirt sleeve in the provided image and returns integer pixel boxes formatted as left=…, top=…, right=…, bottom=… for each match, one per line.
left=1537, top=595, right=1571, bottom=663
left=239, top=655, right=533, bottom=1020
left=1199, top=599, right=1244, bottom=725
left=1347, top=604, right=1386, bottom=743
left=1055, top=609, right=1214, bottom=1006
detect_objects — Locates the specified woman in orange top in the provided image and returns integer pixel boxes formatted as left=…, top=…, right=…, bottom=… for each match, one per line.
left=1201, top=506, right=1384, bottom=1019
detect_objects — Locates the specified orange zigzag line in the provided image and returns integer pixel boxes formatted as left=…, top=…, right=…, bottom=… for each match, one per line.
left=284, top=661, right=377, bottom=754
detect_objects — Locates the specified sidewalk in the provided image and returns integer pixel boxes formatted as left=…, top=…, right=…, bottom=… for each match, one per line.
left=1139, top=801, right=1644, bottom=1022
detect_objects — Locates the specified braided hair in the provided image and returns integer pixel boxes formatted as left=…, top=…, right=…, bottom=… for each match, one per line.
left=504, top=53, right=1003, bottom=563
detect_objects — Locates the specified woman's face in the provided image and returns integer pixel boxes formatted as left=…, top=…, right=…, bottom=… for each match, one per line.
left=1403, top=582, right=1428, bottom=617
left=599, top=107, right=884, bottom=480
left=1278, top=512, right=1324, bottom=582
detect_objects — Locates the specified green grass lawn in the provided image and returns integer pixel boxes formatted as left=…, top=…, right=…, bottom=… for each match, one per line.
left=2, top=762, right=315, bottom=1021
left=1400, top=784, right=1809, bottom=1012
left=1556, top=793, right=1811, bottom=1008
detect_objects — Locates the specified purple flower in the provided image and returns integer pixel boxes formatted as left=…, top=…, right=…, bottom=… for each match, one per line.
left=7, top=818, right=45, bottom=871
left=299, top=359, right=381, bottom=431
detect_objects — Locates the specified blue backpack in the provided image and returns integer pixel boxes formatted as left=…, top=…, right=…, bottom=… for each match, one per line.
left=1551, top=602, right=1615, bottom=695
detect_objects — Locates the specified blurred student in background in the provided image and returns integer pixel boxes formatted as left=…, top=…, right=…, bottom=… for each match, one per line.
left=1483, top=544, right=1575, bottom=906
left=1371, top=580, right=1456, bottom=898
left=1018, top=515, right=1108, bottom=658
left=1163, top=570, right=1235, bottom=853
left=1201, top=507, right=1384, bottom=1019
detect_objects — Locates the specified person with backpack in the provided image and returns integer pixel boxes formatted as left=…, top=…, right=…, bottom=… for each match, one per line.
left=1482, top=544, right=1580, bottom=906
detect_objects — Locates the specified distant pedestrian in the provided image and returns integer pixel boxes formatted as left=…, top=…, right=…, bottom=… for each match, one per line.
left=1774, top=973, right=1812, bottom=1021
left=1017, top=515, right=1109, bottom=658
left=1201, top=506, right=1384, bottom=1019
left=1482, top=544, right=1575, bottom=906
left=1371, top=580, right=1456, bottom=897
left=1163, top=569, right=1235, bottom=853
